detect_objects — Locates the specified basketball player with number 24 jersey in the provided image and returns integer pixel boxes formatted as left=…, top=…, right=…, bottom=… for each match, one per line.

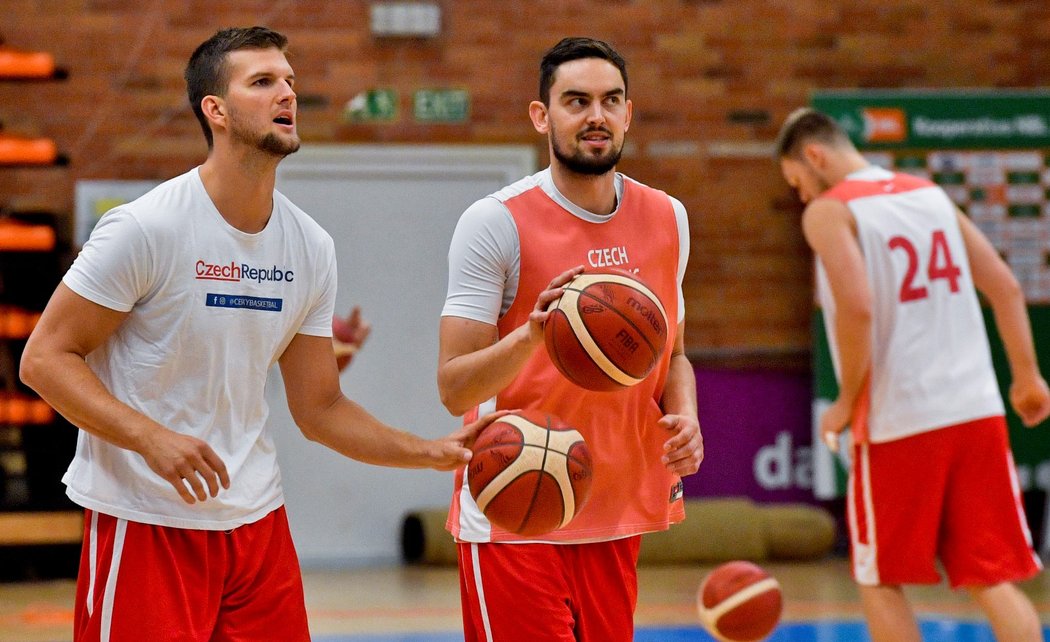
left=777, top=107, right=1050, bottom=642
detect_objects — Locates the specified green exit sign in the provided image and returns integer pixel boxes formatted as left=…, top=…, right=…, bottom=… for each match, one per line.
left=343, top=89, right=398, bottom=123
left=414, top=89, right=469, bottom=123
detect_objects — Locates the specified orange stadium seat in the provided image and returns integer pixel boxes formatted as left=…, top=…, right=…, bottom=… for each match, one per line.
left=0, top=46, right=57, bottom=79
left=0, top=133, right=60, bottom=166
left=0, top=218, right=56, bottom=251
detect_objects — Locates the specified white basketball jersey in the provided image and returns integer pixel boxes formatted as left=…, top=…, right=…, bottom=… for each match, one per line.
left=817, top=166, right=1003, bottom=443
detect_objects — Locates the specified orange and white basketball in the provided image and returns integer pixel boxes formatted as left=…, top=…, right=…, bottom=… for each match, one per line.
left=467, top=410, right=592, bottom=536
left=697, top=561, right=783, bottom=642
left=543, top=268, right=668, bottom=392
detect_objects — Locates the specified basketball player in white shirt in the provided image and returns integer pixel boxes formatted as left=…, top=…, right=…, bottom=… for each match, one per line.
left=20, top=26, right=503, bottom=641
left=777, top=107, right=1050, bottom=642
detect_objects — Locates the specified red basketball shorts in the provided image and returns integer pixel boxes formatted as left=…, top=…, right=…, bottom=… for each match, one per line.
left=848, top=415, right=1041, bottom=588
left=74, top=506, right=309, bottom=642
left=458, top=537, right=641, bottom=642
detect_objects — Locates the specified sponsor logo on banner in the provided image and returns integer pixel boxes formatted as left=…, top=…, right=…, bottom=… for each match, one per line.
left=862, top=108, right=907, bottom=143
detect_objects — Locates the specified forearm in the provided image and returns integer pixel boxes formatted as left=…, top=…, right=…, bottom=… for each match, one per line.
left=988, top=280, right=1041, bottom=382
left=833, top=307, right=872, bottom=407
left=438, top=324, right=538, bottom=415
left=20, top=350, right=163, bottom=453
left=661, top=352, right=698, bottom=417
left=297, top=396, right=433, bottom=468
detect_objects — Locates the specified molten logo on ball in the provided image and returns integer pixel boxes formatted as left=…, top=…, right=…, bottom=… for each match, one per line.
left=468, top=410, right=592, bottom=536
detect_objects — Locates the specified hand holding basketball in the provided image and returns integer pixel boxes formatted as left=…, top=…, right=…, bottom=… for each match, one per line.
left=697, top=561, right=783, bottom=642
left=527, top=265, right=586, bottom=342
left=427, top=410, right=515, bottom=471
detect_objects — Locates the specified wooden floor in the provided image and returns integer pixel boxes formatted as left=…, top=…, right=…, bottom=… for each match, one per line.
left=2, top=558, right=1049, bottom=641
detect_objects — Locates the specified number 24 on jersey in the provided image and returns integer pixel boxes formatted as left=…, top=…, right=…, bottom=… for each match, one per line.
left=887, top=229, right=962, bottom=303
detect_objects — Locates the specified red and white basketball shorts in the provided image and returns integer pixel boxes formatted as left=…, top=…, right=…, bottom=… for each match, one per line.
left=74, top=506, right=309, bottom=642
left=848, top=415, right=1041, bottom=588
left=458, top=537, right=641, bottom=642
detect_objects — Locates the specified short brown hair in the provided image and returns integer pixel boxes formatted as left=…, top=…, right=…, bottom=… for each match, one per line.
left=539, top=37, right=627, bottom=106
left=774, top=107, right=852, bottom=159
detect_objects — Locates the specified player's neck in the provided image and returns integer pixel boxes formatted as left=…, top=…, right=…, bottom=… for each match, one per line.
left=549, top=163, right=618, bottom=216
left=828, top=151, right=871, bottom=186
left=199, top=147, right=279, bottom=234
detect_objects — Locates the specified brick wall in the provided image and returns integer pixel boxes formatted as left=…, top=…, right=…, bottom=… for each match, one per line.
left=3, top=0, right=1048, bottom=361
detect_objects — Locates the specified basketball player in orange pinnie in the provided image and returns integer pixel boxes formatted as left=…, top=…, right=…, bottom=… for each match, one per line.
left=438, top=37, right=703, bottom=642
left=777, top=108, right=1050, bottom=642
left=20, top=27, right=506, bottom=641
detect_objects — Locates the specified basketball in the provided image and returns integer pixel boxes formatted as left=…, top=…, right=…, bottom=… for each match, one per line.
left=696, top=561, right=783, bottom=642
left=544, top=268, right=668, bottom=391
left=467, top=410, right=592, bottom=536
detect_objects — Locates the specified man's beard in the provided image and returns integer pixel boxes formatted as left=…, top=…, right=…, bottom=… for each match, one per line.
left=230, top=110, right=300, bottom=157
left=551, top=126, right=622, bottom=176
left=257, top=131, right=300, bottom=157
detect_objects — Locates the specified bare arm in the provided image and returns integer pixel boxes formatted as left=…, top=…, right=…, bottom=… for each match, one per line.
left=803, top=198, right=873, bottom=447
left=19, top=283, right=229, bottom=504
left=957, top=211, right=1050, bottom=426
left=657, top=322, right=703, bottom=476
left=279, top=332, right=505, bottom=469
left=437, top=265, right=583, bottom=416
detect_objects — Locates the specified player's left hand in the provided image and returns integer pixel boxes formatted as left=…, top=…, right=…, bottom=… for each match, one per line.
left=658, top=414, right=703, bottom=476
left=427, top=409, right=516, bottom=471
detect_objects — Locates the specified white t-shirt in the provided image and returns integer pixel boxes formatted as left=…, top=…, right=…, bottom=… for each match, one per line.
left=62, top=167, right=337, bottom=530
left=817, top=166, right=1003, bottom=442
left=442, top=168, right=689, bottom=324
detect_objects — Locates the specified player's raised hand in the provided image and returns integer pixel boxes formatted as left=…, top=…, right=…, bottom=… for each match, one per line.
left=137, top=429, right=230, bottom=504
left=333, top=306, right=372, bottom=371
left=1010, top=374, right=1050, bottom=428
left=426, top=409, right=517, bottom=470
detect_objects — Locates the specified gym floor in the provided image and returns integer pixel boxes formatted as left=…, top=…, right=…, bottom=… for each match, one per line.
left=1, top=558, right=1049, bottom=641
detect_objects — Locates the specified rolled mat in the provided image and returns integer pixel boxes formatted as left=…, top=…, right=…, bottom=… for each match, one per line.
left=401, top=498, right=836, bottom=565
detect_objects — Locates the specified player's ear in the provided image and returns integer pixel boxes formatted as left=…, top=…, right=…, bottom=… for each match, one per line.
left=802, top=142, right=826, bottom=169
left=624, top=98, right=632, bottom=132
left=202, top=95, right=227, bottom=131
left=529, top=100, right=550, bottom=134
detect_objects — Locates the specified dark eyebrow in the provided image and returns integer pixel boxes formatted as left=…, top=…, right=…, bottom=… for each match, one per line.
left=560, top=88, right=624, bottom=100
left=246, top=71, right=295, bottom=83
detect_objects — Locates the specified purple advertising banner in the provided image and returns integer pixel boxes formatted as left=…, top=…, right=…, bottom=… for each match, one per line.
left=683, top=366, right=815, bottom=504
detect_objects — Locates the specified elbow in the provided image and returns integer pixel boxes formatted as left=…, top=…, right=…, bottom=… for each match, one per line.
left=18, top=345, right=44, bottom=395
left=288, top=407, right=325, bottom=444
left=437, top=371, right=469, bottom=417
left=989, top=272, right=1025, bottom=308
left=439, top=390, right=468, bottom=418
left=434, top=386, right=468, bottom=416
left=296, top=420, right=325, bottom=445
left=842, top=297, right=873, bottom=327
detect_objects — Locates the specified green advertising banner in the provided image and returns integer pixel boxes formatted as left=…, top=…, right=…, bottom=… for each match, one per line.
left=814, top=89, right=1050, bottom=150
left=810, top=90, right=1050, bottom=500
